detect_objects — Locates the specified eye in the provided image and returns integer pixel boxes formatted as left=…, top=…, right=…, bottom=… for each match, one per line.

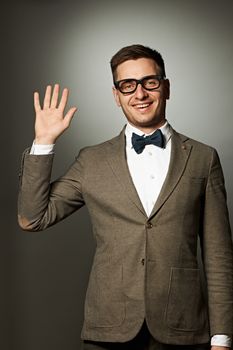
left=144, top=78, right=159, bottom=89
left=119, top=80, right=136, bottom=92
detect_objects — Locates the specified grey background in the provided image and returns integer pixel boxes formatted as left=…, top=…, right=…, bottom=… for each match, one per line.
left=2, top=0, right=233, bottom=349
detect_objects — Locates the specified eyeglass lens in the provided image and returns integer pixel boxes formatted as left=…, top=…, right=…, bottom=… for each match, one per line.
left=118, top=76, right=161, bottom=93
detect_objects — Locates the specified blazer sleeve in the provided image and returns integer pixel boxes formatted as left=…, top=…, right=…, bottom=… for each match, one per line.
left=18, top=148, right=86, bottom=231
left=200, top=148, right=233, bottom=337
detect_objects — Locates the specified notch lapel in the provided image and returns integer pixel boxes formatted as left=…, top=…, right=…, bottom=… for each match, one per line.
left=106, top=128, right=147, bottom=217
left=149, top=129, right=192, bottom=218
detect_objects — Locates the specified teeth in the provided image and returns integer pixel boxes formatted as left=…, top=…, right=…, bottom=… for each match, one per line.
left=135, top=103, right=150, bottom=108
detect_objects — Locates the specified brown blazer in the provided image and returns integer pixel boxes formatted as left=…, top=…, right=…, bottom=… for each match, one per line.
left=18, top=126, right=233, bottom=344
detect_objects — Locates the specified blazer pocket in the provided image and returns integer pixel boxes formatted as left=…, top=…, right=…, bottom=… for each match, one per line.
left=165, top=267, right=208, bottom=331
left=84, top=263, right=125, bottom=328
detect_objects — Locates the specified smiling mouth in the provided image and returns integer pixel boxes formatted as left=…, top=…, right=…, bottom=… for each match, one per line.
left=133, top=102, right=153, bottom=110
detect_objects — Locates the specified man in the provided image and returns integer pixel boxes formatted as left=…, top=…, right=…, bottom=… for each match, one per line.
left=18, top=45, right=233, bottom=350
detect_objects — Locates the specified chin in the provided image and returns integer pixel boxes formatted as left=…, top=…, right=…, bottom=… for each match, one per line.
left=141, top=118, right=165, bottom=130
left=137, top=116, right=162, bottom=126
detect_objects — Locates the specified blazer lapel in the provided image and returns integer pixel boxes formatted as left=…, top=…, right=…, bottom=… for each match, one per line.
left=149, top=128, right=192, bottom=218
left=105, top=126, right=192, bottom=219
left=106, top=127, right=147, bottom=217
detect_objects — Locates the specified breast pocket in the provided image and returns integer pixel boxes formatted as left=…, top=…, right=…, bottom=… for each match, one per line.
left=165, top=267, right=208, bottom=331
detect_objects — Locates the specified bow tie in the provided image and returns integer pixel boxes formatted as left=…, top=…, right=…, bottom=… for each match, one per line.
left=131, top=129, right=165, bottom=154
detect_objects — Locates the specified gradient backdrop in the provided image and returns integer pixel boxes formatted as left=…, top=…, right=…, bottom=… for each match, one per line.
left=2, top=0, right=233, bottom=349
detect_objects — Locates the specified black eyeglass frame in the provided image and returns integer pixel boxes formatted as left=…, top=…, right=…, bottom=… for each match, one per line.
left=114, top=74, right=165, bottom=94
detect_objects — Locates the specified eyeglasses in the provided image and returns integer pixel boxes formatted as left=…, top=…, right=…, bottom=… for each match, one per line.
left=114, top=75, right=164, bottom=94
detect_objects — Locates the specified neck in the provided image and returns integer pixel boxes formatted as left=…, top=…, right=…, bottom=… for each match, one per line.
left=129, top=119, right=166, bottom=135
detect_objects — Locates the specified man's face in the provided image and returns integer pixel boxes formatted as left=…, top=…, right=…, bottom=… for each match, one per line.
left=113, top=58, right=170, bottom=133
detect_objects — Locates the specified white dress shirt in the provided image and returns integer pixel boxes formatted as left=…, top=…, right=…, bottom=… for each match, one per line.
left=30, top=123, right=231, bottom=348
left=30, top=142, right=55, bottom=155
left=125, top=121, right=171, bottom=217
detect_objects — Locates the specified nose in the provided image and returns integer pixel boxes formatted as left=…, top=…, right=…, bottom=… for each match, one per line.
left=134, top=83, right=148, bottom=99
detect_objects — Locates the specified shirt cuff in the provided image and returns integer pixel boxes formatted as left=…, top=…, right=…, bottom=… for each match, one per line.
left=211, top=334, right=232, bottom=347
left=30, top=141, right=55, bottom=155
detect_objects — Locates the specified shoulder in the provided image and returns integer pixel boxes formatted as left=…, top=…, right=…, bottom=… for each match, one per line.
left=172, top=128, right=216, bottom=154
left=75, top=127, right=125, bottom=161
left=172, top=128, right=222, bottom=169
left=171, top=129, right=224, bottom=180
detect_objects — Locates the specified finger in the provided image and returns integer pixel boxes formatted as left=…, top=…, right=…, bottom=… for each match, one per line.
left=50, top=83, right=60, bottom=108
left=34, top=92, right=41, bottom=112
left=58, top=88, right=69, bottom=112
left=43, top=85, right=52, bottom=109
left=63, top=107, right=77, bottom=128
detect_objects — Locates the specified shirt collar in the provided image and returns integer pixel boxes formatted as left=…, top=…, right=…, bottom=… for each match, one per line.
left=125, top=120, right=172, bottom=149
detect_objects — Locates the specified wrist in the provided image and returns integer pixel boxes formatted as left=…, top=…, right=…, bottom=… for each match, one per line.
left=34, top=136, right=56, bottom=145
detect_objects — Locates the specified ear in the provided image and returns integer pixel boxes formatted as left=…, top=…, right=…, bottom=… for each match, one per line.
left=164, top=79, right=170, bottom=100
left=112, top=87, right=121, bottom=107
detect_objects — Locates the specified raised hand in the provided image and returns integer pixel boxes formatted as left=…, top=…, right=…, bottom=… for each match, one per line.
left=34, top=84, right=77, bottom=144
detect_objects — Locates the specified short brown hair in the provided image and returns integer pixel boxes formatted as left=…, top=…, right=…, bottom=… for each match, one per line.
left=110, top=44, right=166, bottom=81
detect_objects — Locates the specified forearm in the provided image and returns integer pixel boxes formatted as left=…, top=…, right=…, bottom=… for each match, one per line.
left=18, top=149, right=55, bottom=231
left=18, top=147, right=86, bottom=231
left=201, top=149, right=233, bottom=336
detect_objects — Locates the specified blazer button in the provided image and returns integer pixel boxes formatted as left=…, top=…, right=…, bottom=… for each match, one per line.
left=146, top=222, right=153, bottom=229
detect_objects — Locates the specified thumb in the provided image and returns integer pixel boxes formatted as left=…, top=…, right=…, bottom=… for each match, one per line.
left=64, top=107, right=77, bottom=128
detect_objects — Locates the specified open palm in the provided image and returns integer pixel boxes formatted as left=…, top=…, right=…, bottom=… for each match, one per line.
left=34, top=84, right=77, bottom=144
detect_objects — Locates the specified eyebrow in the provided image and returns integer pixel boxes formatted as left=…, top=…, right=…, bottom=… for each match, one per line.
left=115, top=74, right=162, bottom=83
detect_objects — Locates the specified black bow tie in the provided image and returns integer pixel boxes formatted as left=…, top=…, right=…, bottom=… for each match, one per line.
left=131, top=129, right=165, bottom=154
